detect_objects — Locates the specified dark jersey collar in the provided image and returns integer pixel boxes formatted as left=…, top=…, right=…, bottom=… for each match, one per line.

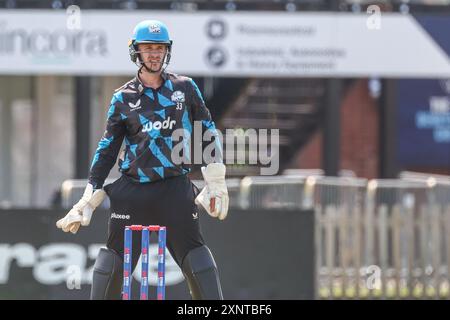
left=133, top=69, right=169, bottom=94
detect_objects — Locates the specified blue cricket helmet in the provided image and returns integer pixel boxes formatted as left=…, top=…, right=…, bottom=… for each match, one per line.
left=132, top=20, right=172, bottom=45
left=129, top=20, right=173, bottom=67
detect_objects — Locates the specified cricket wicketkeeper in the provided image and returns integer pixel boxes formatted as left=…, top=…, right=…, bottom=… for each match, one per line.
left=56, top=20, right=228, bottom=300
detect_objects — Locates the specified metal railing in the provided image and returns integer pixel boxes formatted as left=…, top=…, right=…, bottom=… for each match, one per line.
left=236, top=173, right=450, bottom=299
left=60, top=179, right=115, bottom=209
left=305, top=177, right=368, bottom=300
left=314, top=178, right=450, bottom=299
left=239, top=175, right=307, bottom=209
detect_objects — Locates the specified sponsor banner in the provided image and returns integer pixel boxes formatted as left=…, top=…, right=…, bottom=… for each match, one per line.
left=397, top=79, right=450, bottom=167
left=0, top=208, right=314, bottom=299
left=0, top=209, right=189, bottom=299
left=0, top=10, right=449, bottom=77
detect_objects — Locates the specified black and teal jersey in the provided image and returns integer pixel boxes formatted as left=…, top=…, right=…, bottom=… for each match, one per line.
left=88, top=71, right=222, bottom=189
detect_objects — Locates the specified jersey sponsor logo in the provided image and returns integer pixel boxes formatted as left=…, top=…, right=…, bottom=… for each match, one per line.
left=142, top=117, right=176, bottom=132
left=111, top=213, right=131, bottom=220
left=128, top=99, right=141, bottom=110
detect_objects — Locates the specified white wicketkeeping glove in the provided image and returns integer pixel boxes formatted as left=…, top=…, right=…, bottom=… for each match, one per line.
left=56, top=183, right=106, bottom=234
left=195, top=163, right=229, bottom=220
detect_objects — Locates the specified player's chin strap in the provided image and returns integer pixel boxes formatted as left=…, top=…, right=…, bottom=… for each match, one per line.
left=137, top=46, right=172, bottom=74
left=141, top=61, right=163, bottom=74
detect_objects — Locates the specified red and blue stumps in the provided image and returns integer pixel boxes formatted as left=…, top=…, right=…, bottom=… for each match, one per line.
left=140, top=227, right=149, bottom=300
left=123, top=226, right=132, bottom=300
left=122, top=225, right=166, bottom=300
left=157, top=226, right=166, bottom=300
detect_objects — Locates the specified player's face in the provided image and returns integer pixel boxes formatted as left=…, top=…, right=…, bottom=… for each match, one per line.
left=137, top=43, right=167, bottom=72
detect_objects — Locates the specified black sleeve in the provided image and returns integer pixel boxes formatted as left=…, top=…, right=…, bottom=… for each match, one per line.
left=88, top=93, right=126, bottom=189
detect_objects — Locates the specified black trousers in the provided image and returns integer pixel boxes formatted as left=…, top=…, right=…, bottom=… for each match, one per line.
left=104, top=174, right=204, bottom=270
